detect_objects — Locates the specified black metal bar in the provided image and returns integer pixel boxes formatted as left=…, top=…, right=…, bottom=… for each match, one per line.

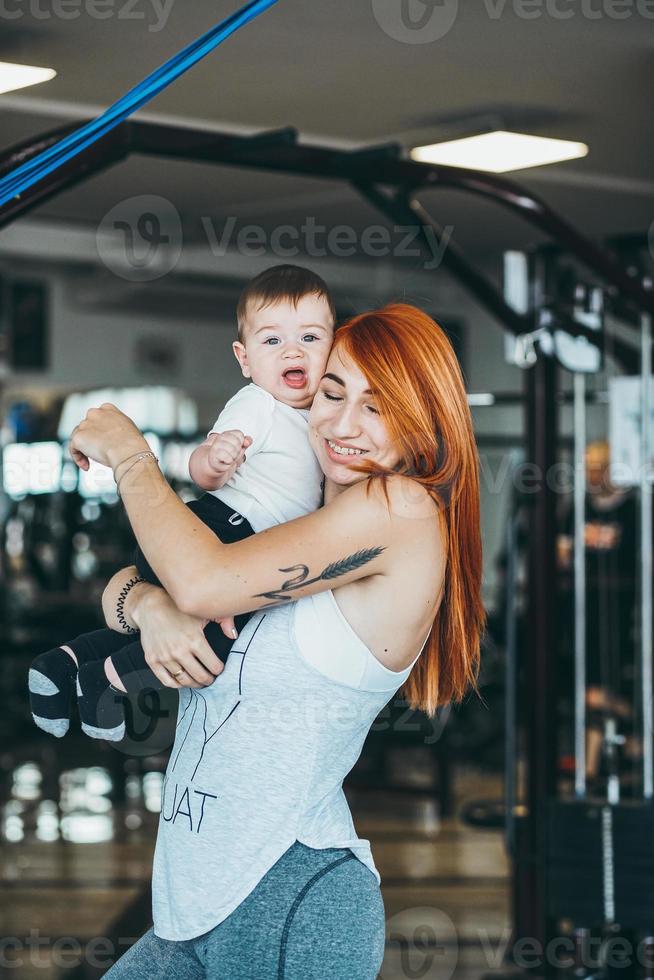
left=501, top=503, right=527, bottom=980
left=521, top=263, right=560, bottom=972
left=0, top=122, right=81, bottom=177
left=1, top=118, right=652, bottom=319
left=604, top=230, right=652, bottom=256
left=354, top=181, right=531, bottom=336
left=402, top=191, right=536, bottom=335
left=347, top=141, right=404, bottom=165
left=515, top=350, right=559, bottom=973
left=0, top=125, right=131, bottom=230
left=128, top=119, right=344, bottom=172
left=242, top=126, right=298, bottom=148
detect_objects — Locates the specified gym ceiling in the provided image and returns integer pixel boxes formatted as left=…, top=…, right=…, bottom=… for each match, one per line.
left=0, top=0, right=652, bottom=259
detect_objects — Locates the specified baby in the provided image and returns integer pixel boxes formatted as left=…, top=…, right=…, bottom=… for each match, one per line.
left=28, top=264, right=335, bottom=741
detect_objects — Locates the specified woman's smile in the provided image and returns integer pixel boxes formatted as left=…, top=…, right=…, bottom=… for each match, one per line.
left=324, top=438, right=367, bottom=460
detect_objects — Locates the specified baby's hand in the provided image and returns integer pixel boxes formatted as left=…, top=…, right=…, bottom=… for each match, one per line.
left=205, top=430, right=253, bottom=476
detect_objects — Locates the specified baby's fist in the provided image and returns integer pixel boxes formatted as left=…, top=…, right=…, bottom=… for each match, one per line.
left=206, top=430, right=252, bottom=475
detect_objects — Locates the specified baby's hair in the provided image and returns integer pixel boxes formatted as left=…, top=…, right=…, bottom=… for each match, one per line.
left=236, top=264, right=336, bottom=341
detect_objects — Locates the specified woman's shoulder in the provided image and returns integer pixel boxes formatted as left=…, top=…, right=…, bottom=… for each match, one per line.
left=382, top=473, right=442, bottom=521
left=339, top=473, right=441, bottom=525
left=328, top=475, right=444, bottom=576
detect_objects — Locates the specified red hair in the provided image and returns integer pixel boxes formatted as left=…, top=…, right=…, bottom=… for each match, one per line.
left=333, top=304, right=485, bottom=716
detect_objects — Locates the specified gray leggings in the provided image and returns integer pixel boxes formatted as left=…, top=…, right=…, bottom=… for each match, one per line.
left=103, top=841, right=386, bottom=979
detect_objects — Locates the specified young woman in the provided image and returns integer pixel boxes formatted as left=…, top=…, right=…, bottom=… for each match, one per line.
left=69, top=303, right=485, bottom=979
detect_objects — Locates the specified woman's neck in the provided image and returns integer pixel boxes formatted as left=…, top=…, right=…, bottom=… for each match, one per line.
left=323, top=479, right=349, bottom=505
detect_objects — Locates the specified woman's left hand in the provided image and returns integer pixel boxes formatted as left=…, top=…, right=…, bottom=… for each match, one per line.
left=69, top=403, right=149, bottom=472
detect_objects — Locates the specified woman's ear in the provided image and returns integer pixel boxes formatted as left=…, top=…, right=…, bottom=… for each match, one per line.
left=232, top=341, right=251, bottom=378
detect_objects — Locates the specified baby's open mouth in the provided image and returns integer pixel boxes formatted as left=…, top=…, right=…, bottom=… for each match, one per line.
left=282, top=368, right=307, bottom=388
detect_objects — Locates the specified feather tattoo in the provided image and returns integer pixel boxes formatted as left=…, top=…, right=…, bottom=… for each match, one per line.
left=254, top=547, right=386, bottom=603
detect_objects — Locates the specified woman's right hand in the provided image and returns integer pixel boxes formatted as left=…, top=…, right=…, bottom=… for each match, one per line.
left=131, top=584, right=226, bottom=689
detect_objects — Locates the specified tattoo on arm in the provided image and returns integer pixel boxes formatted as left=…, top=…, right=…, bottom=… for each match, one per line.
left=253, top=547, right=386, bottom=604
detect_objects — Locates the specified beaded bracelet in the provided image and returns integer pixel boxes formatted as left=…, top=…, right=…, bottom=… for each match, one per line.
left=116, top=574, right=145, bottom=634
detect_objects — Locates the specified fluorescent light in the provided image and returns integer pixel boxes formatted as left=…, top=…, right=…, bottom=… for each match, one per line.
left=411, top=131, right=589, bottom=173
left=0, top=62, right=57, bottom=96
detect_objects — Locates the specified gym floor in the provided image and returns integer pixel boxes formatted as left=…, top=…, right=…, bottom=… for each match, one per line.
left=0, top=742, right=508, bottom=979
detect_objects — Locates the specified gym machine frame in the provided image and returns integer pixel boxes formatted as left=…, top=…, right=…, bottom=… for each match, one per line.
left=2, top=119, right=653, bottom=978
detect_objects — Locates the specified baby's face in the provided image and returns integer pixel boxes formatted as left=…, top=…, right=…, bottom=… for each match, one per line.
left=233, top=294, right=334, bottom=410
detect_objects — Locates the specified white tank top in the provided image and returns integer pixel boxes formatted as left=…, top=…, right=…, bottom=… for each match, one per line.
left=151, top=591, right=425, bottom=940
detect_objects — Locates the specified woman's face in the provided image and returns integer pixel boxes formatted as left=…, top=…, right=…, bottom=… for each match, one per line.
left=309, top=345, right=402, bottom=489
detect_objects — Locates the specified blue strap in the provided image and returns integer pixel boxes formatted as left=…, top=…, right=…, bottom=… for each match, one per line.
left=0, top=0, right=279, bottom=209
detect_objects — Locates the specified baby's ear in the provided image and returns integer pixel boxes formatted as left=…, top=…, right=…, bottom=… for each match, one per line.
left=232, top=341, right=250, bottom=378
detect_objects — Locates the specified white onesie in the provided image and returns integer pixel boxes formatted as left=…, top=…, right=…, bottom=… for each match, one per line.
left=208, top=382, right=323, bottom=532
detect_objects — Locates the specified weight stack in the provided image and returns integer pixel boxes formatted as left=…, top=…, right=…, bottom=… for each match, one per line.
left=548, top=800, right=654, bottom=930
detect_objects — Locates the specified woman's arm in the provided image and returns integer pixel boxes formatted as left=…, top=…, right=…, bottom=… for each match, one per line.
left=68, top=404, right=439, bottom=623
left=116, top=456, right=437, bottom=622
left=101, top=564, right=225, bottom=688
